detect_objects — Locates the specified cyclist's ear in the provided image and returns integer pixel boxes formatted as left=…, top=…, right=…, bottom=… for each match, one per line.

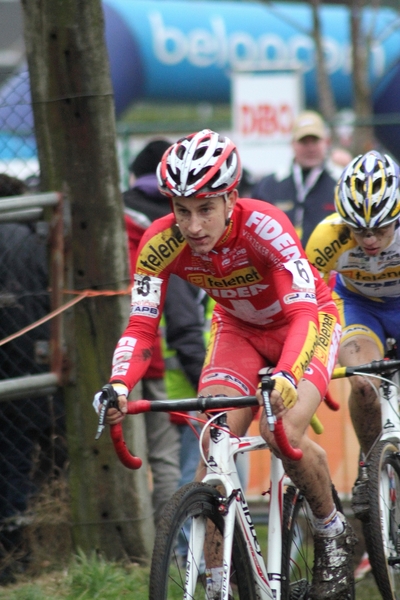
left=225, top=190, right=238, bottom=221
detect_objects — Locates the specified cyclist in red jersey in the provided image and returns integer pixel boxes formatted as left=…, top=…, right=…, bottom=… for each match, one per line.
left=98, top=129, right=356, bottom=600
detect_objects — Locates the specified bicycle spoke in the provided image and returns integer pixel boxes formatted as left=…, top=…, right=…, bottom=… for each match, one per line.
left=363, top=441, right=400, bottom=600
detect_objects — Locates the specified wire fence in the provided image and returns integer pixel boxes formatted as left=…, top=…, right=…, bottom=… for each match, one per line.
left=0, top=199, right=68, bottom=580
left=0, top=65, right=68, bottom=576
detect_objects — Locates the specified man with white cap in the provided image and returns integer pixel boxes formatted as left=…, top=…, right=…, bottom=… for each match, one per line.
left=252, top=110, right=337, bottom=246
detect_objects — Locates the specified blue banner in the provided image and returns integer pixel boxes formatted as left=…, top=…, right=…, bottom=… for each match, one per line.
left=104, top=0, right=400, bottom=111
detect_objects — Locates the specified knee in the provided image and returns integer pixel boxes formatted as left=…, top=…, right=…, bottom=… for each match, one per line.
left=350, top=375, right=379, bottom=404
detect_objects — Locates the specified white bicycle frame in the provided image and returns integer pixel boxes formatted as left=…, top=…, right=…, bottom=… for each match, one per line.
left=354, top=368, right=400, bottom=449
left=378, top=371, right=400, bottom=443
left=99, top=386, right=311, bottom=599
left=186, top=412, right=290, bottom=600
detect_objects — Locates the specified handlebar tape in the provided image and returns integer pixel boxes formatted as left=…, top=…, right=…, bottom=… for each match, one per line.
left=110, top=423, right=142, bottom=470
left=310, top=414, right=324, bottom=434
left=126, top=400, right=152, bottom=414
left=332, top=358, right=400, bottom=379
left=324, top=390, right=340, bottom=411
left=274, top=419, right=303, bottom=461
left=109, top=400, right=153, bottom=469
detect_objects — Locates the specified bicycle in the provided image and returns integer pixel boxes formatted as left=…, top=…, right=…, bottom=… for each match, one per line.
left=331, top=352, right=400, bottom=600
left=96, top=376, right=347, bottom=600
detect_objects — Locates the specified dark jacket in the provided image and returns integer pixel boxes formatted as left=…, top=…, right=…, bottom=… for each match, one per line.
left=123, top=174, right=171, bottom=221
left=252, top=163, right=337, bottom=246
left=0, top=222, right=50, bottom=379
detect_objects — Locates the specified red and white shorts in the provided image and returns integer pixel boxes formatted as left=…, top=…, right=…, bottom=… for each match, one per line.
left=199, top=300, right=341, bottom=405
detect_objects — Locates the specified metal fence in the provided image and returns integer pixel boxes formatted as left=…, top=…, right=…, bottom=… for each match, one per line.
left=0, top=188, right=67, bottom=580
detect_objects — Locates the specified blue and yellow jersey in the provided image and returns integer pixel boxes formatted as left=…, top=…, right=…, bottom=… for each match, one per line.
left=306, top=213, right=400, bottom=301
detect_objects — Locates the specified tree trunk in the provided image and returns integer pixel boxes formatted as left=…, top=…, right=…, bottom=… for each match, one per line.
left=20, top=0, right=153, bottom=561
left=310, top=0, right=338, bottom=144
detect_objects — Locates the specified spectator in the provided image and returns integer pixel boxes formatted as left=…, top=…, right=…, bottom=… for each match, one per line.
left=252, top=110, right=337, bottom=246
left=0, top=174, right=66, bottom=583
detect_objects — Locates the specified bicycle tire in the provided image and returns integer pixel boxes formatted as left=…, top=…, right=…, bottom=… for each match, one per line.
left=149, top=481, right=257, bottom=600
left=361, top=440, right=400, bottom=600
left=281, top=484, right=347, bottom=600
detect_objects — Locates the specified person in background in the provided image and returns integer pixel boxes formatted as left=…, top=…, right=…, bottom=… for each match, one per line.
left=306, top=150, right=400, bottom=582
left=123, top=139, right=208, bottom=526
left=252, top=110, right=337, bottom=246
left=99, top=129, right=356, bottom=600
left=0, top=173, right=66, bottom=583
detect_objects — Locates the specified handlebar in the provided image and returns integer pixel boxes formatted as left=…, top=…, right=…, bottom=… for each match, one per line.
left=96, top=379, right=304, bottom=468
left=332, top=358, right=400, bottom=379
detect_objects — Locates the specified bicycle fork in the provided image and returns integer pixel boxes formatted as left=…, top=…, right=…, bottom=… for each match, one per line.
left=267, top=455, right=286, bottom=599
left=209, top=458, right=285, bottom=598
left=381, top=376, right=400, bottom=442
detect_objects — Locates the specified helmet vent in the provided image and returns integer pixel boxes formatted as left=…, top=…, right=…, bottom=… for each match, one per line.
left=193, top=147, right=207, bottom=160
left=372, top=179, right=382, bottom=194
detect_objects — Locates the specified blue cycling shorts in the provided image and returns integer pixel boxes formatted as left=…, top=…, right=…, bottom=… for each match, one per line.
left=334, top=279, right=400, bottom=357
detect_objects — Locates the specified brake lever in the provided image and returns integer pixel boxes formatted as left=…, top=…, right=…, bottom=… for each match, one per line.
left=95, top=384, right=119, bottom=440
left=261, top=375, right=276, bottom=432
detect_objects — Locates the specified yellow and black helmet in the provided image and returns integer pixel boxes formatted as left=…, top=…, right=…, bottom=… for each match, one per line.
left=335, top=151, right=400, bottom=228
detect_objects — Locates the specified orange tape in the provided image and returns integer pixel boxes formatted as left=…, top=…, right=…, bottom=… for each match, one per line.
left=0, top=286, right=131, bottom=347
left=63, top=285, right=131, bottom=297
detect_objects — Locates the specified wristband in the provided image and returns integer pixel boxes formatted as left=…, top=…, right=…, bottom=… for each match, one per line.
left=111, top=383, right=129, bottom=397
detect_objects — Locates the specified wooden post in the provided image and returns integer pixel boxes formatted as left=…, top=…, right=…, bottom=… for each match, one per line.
left=20, top=0, right=153, bottom=560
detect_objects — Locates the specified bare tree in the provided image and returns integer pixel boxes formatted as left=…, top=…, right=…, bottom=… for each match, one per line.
left=20, top=0, right=153, bottom=561
left=309, top=0, right=339, bottom=144
left=260, top=0, right=400, bottom=154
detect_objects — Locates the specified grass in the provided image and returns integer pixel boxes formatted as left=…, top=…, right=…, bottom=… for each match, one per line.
left=0, top=527, right=383, bottom=600
left=0, top=550, right=150, bottom=600
left=0, top=556, right=382, bottom=600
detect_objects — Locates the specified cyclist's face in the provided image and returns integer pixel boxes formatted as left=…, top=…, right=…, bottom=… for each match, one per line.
left=349, top=222, right=396, bottom=256
left=172, top=191, right=237, bottom=254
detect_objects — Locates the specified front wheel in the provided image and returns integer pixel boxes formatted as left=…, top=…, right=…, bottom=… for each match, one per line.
left=362, top=440, right=400, bottom=600
left=149, top=481, right=257, bottom=599
left=281, top=484, right=347, bottom=600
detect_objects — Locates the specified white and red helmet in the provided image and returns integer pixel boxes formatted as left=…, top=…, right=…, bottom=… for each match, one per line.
left=157, top=129, right=241, bottom=198
left=335, top=151, right=400, bottom=228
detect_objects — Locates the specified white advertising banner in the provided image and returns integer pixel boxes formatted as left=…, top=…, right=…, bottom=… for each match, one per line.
left=231, top=70, right=304, bottom=178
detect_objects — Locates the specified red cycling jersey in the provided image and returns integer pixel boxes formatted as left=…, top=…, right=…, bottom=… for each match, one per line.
left=111, top=198, right=339, bottom=395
